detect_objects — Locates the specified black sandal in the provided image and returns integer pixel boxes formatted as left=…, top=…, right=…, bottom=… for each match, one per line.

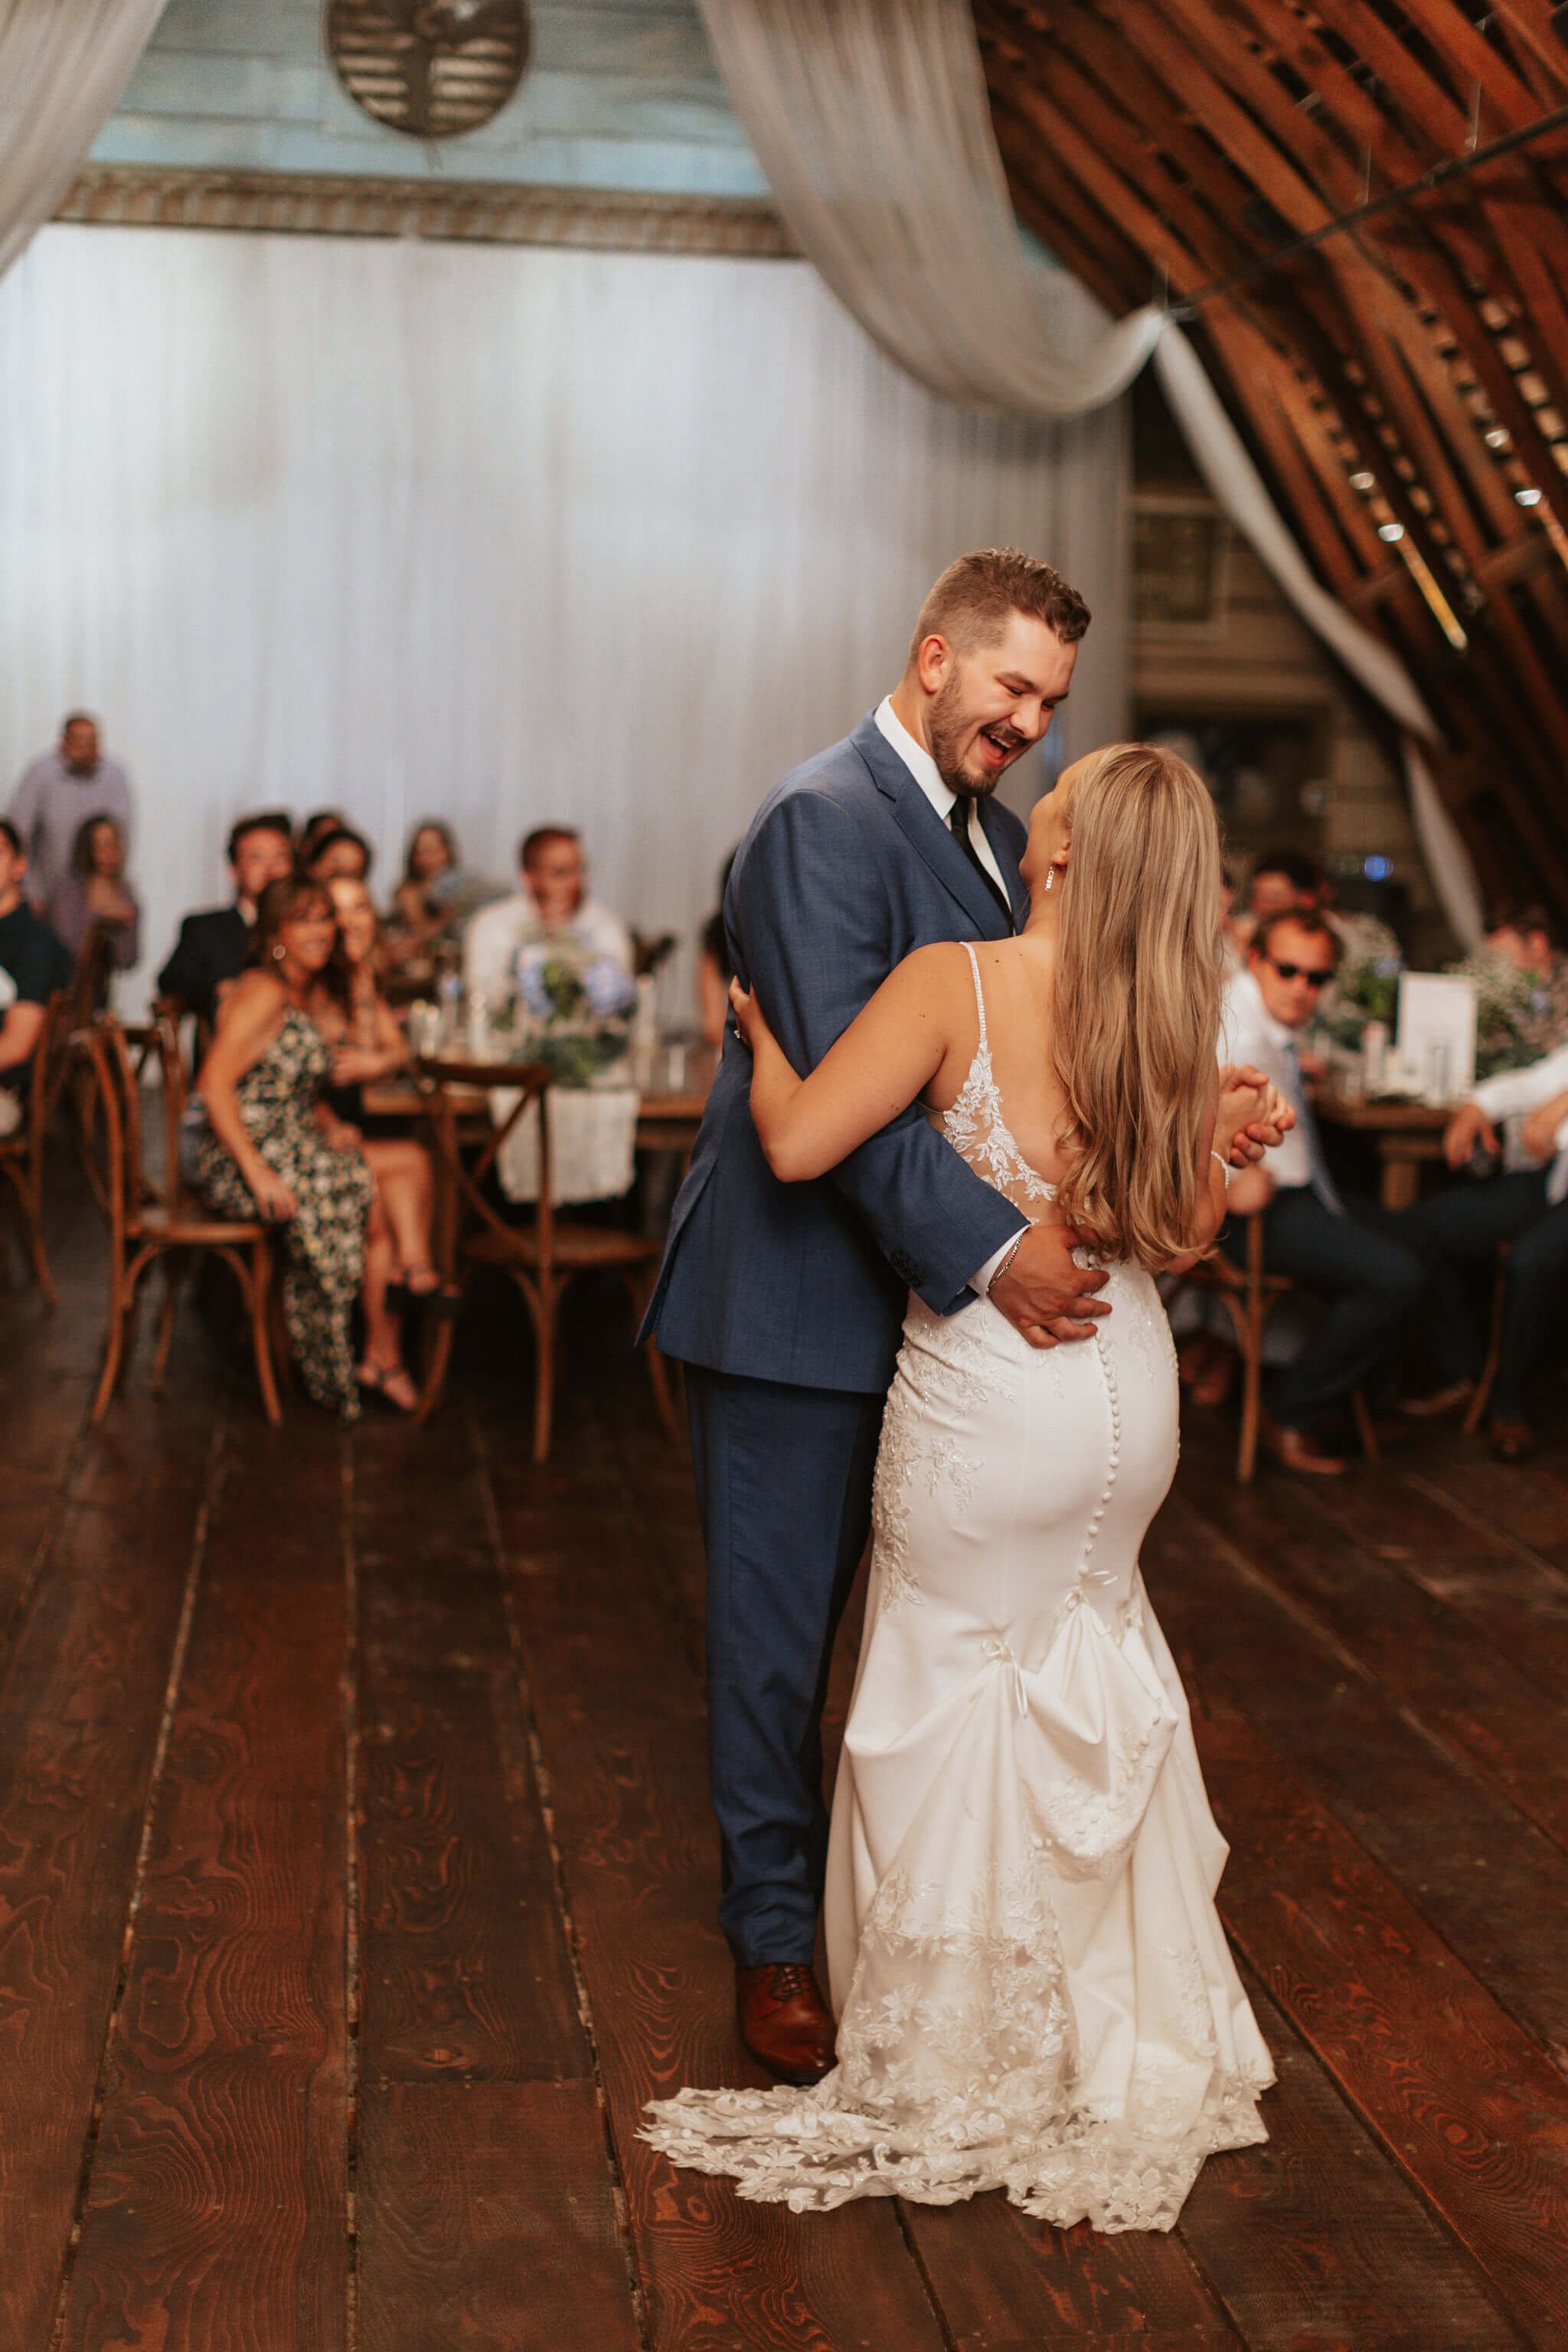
left=358, top=1360, right=420, bottom=1415
left=386, top=1266, right=457, bottom=1317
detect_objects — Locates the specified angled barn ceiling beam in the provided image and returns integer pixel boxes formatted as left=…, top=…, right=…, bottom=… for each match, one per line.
left=1093, top=0, right=1337, bottom=233
left=1227, top=0, right=1439, bottom=173
left=1389, top=0, right=1553, bottom=133
left=990, top=31, right=1259, bottom=273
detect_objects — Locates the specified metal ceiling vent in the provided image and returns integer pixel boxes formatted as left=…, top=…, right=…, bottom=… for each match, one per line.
left=325, top=2, right=532, bottom=140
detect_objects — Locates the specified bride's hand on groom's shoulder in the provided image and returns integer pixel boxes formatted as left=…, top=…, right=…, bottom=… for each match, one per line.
left=728, top=975, right=766, bottom=1050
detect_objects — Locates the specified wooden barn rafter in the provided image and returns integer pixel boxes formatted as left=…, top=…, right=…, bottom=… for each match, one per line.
left=976, top=0, right=1568, bottom=916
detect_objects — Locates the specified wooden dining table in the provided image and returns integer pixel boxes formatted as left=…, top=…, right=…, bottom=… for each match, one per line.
left=361, top=1043, right=716, bottom=1168
left=1314, top=1089, right=1453, bottom=1210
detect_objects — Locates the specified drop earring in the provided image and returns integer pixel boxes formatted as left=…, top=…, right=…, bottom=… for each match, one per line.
left=1044, top=866, right=1055, bottom=894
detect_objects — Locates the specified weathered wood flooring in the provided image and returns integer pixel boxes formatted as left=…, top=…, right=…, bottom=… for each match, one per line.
left=2, top=1177, right=1566, bottom=2351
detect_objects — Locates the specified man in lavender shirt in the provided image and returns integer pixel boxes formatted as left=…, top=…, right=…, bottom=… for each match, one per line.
left=8, top=713, right=134, bottom=912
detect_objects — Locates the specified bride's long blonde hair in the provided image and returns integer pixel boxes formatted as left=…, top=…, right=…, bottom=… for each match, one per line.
left=1050, top=743, right=1223, bottom=1271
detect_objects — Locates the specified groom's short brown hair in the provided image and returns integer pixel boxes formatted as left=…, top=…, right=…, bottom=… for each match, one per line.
left=910, top=547, right=1091, bottom=664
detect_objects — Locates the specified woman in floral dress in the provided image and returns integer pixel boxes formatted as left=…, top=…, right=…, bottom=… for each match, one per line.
left=196, top=875, right=374, bottom=1417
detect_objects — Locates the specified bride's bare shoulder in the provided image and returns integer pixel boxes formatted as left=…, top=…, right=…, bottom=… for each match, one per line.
left=893, top=939, right=975, bottom=999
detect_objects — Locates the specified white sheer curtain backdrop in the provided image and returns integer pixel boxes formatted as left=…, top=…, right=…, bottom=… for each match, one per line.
left=701, top=0, right=1485, bottom=947
left=0, top=224, right=1128, bottom=1014
left=0, top=0, right=167, bottom=277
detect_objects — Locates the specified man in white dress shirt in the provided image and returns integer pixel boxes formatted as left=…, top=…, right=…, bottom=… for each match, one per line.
left=463, top=825, right=632, bottom=1007
left=1400, top=1043, right=1568, bottom=1459
left=1220, top=909, right=1425, bottom=1475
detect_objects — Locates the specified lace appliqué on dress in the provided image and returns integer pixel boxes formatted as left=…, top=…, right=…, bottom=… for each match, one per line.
left=642, top=1833, right=1269, bottom=2229
left=939, top=945, right=1059, bottom=1220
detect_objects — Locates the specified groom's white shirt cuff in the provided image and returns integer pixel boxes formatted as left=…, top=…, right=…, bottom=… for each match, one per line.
left=972, top=1230, right=1028, bottom=1296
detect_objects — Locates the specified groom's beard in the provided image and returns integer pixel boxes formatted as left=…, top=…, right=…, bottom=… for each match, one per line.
left=928, top=672, right=1029, bottom=799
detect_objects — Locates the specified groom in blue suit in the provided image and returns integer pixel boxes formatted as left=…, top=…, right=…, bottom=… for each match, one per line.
left=645, top=550, right=1111, bottom=2080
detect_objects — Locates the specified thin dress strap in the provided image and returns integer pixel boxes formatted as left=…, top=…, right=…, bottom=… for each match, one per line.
left=961, top=940, right=988, bottom=1050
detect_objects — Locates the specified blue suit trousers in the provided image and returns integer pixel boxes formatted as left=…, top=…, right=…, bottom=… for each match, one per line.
left=684, top=1364, right=887, bottom=1967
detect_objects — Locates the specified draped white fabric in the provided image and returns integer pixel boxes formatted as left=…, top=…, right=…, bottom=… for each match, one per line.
left=700, top=0, right=1485, bottom=947
left=0, top=224, right=1129, bottom=1013
left=0, top=0, right=167, bottom=278
left=694, top=0, right=1160, bottom=416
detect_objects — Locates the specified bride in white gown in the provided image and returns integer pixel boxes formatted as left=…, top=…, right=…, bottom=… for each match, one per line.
left=643, top=743, right=1283, bottom=2232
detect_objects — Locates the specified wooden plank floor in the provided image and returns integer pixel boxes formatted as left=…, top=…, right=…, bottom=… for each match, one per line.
left=2, top=1176, right=1566, bottom=2351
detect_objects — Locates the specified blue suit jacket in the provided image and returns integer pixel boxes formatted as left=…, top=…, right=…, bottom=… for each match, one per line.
left=645, top=713, right=1030, bottom=1393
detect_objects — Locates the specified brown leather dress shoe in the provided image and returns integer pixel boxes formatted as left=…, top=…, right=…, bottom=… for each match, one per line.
left=736, top=1963, right=837, bottom=2086
left=1259, top=1415, right=1348, bottom=1477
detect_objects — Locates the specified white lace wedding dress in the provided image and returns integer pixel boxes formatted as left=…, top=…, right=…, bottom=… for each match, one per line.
left=643, top=946, right=1274, bottom=2230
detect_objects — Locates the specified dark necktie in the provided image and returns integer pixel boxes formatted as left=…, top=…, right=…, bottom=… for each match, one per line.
left=1281, top=1036, right=1343, bottom=1214
left=949, top=800, right=1014, bottom=931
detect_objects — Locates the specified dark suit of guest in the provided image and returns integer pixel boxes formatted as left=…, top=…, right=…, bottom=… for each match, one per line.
left=642, top=710, right=1029, bottom=1968
left=157, top=904, right=251, bottom=1031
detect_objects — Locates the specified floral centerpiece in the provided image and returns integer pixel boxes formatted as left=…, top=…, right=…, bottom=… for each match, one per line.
left=1312, top=916, right=1402, bottom=1054
left=514, top=934, right=638, bottom=1087
left=1444, top=946, right=1566, bottom=1080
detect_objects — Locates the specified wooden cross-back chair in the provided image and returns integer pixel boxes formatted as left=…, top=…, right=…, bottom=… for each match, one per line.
left=1171, top=1212, right=1378, bottom=1482
left=0, top=988, right=71, bottom=1304
left=413, top=1055, right=678, bottom=1460
left=1462, top=1243, right=1511, bottom=1436
left=66, top=923, right=127, bottom=1210
left=83, top=1013, right=281, bottom=1424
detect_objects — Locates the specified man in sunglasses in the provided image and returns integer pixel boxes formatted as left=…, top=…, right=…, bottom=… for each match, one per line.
left=1220, top=910, right=1426, bottom=1475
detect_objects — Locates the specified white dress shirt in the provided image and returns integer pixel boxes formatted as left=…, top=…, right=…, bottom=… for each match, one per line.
left=872, top=696, right=1024, bottom=1295
left=1472, top=1044, right=1568, bottom=1202
left=874, top=697, right=1011, bottom=906
left=1219, top=968, right=1314, bottom=1191
left=463, top=890, right=632, bottom=1006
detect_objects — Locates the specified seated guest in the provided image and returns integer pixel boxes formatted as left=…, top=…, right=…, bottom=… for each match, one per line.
left=1219, top=858, right=1249, bottom=979
left=0, top=820, right=71, bottom=1137
left=1400, top=1044, right=1568, bottom=1462
left=8, top=711, right=133, bottom=915
left=158, top=810, right=296, bottom=1033
left=1487, top=900, right=1558, bottom=980
left=697, top=850, right=738, bottom=1049
left=384, top=819, right=479, bottom=968
left=1484, top=900, right=1568, bottom=1048
left=312, top=874, right=444, bottom=1377
left=195, top=876, right=409, bottom=1419
left=303, top=825, right=372, bottom=885
left=465, top=825, right=631, bottom=1006
left=298, top=808, right=348, bottom=864
left=392, top=820, right=457, bottom=939
left=1246, top=848, right=1321, bottom=928
left=49, top=813, right=141, bottom=992
left=1220, top=909, right=1425, bottom=1474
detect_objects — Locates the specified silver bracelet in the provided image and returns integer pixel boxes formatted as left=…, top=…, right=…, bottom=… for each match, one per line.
left=1210, top=1148, right=1235, bottom=1184
left=989, top=1230, right=1027, bottom=1290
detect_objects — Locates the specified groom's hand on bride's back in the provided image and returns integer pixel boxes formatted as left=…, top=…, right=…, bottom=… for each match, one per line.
left=988, top=1221, right=1109, bottom=1349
